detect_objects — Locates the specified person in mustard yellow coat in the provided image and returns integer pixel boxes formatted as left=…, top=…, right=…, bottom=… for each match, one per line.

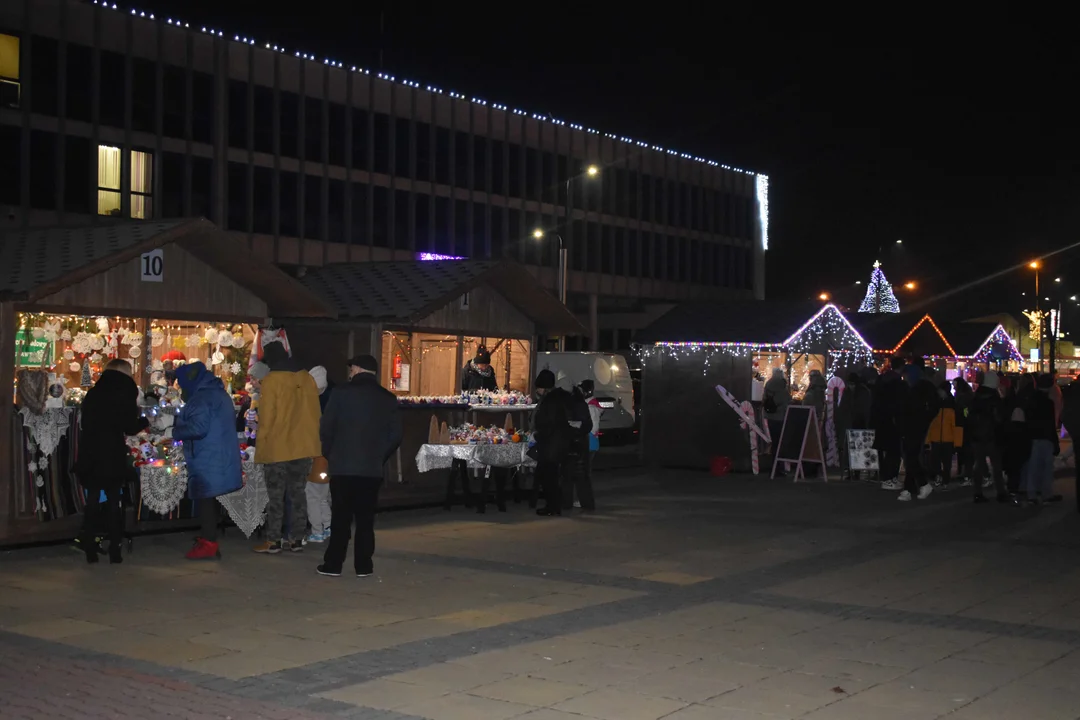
left=252, top=341, right=322, bottom=554
left=926, top=381, right=962, bottom=488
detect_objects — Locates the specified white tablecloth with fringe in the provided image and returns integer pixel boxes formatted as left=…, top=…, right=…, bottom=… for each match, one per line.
left=415, top=443, right=534, bottom=473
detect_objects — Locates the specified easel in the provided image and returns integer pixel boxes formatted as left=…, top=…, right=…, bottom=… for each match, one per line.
left=771, top=405, right=828, bottom=482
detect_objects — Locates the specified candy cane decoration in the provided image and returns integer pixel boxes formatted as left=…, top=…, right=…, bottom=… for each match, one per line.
left=825, top=375, right=845, bottom=467
left=739, top=400, right=761, bottom=474
left=715, top=385, right=769, bottom=475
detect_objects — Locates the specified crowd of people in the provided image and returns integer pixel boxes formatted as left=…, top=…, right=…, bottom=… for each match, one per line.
left=72, top=345, right=601, bottom=574
left=765, top=356, right=1074, bottom=505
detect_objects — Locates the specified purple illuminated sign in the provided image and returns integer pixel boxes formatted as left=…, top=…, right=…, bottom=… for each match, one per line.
left=417, top=252, right=466, bottom=261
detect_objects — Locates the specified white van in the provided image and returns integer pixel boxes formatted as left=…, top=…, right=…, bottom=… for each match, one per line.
left=536, top=352, right=636, bottom=444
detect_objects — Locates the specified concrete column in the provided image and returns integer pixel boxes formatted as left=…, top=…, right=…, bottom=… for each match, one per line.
left=589, top=293, right=599, bottom=351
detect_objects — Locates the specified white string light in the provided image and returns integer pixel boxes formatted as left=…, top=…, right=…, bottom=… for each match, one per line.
left=107, top=1, right=765, bottom=179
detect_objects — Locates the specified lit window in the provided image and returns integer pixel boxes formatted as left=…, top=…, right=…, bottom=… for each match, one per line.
left=97, top=145, right=122, bottom=217
left=96, top=145, right=154, bottom=219
left=0, top=33, right=19, bottom=107
left=131, top=150, right=153, bottom=219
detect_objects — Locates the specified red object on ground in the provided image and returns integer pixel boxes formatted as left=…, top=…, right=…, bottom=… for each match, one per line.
left=185, top=538, right=221, bottom=560
left=710, top=456, right=733, bottom=476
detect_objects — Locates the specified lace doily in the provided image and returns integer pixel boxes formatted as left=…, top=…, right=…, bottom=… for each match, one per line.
left=19, top=407, right=74, bottom=459
left=216, top=462, right=268, bottom=538
left=140, top=466, right=189, bottom=514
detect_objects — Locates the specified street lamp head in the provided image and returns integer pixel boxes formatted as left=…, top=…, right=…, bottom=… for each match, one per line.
left=1055, top=277, right=1062, bottom=283
left=896, top=239, right=903, bottom=245
left=818, top=292, right=830, bottom=301
left=1029, top=261, right=1040, bottom=269
left=904, top=282, right=916, bottom=290
left=532, top=228, right=544, bottom=239
left=586, top=165, right=599, bottom=177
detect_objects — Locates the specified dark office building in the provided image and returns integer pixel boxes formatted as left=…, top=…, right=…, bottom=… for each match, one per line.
left=0, top=0, right=769, bottom=348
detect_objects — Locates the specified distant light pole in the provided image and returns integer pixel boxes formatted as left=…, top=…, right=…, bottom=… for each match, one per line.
left=1030, top=261, right=1042, bottom=371
left=535, top=164, right=599, bottom=351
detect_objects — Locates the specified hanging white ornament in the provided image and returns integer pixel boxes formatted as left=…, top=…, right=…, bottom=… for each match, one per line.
left=60, top=329, right=72, bottom=342
left=185, top=334, right=201, bottom=348
left=204, top=328, right=220, bottom=344
left=63, top=349, right=75, bottom=361
left=211, top=351, right=225, bottom=366
left=151, top=329, right=165, bottom=347
left=126, top=332, right=143, bottom=346
left=95, top=317, right=111, bottom=335
left=217, top=330, right=235, bottom=347
left=90, top=352, right=102, bottom=363
left=72, top=333, right=93, bottom=354
left=229, top=362, right=242, bottom=375
left=27, top=460, right=38, bottom=473
left=128, top=346, right=142, bottom=358
left=231, top=335, right=245, bottom=349
left=69, top=362, right=81, bottom=373
left=31, top=327, right=45, bottom=340
left=42, top=321, right=61, bottom=342
left=90, top=335, right=105, bottom=351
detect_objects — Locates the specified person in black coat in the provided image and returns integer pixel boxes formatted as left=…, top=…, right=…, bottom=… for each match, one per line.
left=317, top=355, right=403, bottom=578
left=871, top=358, right=906, bottom=488
left=461, top=348, right=498, bottom=393
left=73, top=359, right=149, bottom=564
left=560, top=383, right=596, bottom=511
left=968, top=371, right=1007, bottom=502
left=531, top=370, right=575, bottom=516
left=897, top=363, right=939, bottom=501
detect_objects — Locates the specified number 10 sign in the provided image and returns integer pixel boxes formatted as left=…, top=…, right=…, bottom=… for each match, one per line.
left=140, top=248, right=164, bottom=282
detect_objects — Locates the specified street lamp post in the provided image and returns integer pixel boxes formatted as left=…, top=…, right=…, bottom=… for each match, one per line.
left=1030, top=261, right=1042, bottom=371
left=535, top=164, right=599, bottom=351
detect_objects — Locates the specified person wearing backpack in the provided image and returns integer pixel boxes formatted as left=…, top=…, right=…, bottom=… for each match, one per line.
left=968, top=370, right=1007, bottom=503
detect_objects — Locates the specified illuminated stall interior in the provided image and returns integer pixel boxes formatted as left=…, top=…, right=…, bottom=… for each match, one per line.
left=379, top=332, right=532, bottom=397
left=1, top=218, right=331, bottom=546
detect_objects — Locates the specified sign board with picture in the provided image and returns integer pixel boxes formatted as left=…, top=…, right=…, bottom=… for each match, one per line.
left=846, top=429, right=879, bottom=471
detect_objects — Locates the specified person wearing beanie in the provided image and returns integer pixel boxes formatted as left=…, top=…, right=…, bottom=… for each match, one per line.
left=304, top=366, right=335, bottom=543
left=530, top=368, right=575, bottom=516
left=461, top=347, right=498, bottom=393
left=967, top=370, right=1007, bottom=503
left=317, top=355, right=402, bottom=578
left=1023, top=373, right=1061, bottom=504
left=252, top=339, right=322, bottom=554
left=174, top=362, right=243, bottom=560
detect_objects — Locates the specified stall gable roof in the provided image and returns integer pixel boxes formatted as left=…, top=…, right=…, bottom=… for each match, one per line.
left=299, top=260, right=586, bottom=334
left=854, top=313, right=957, bottom=356
left=940, top=321, right=1017, bottom=358
left=0, top=219, right=332, bottom=317
left=636, top=300, right=836, bottom=345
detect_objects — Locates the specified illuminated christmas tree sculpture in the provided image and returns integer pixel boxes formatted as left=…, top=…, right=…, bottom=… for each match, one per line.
left=858, top=261, right=900, bottom=314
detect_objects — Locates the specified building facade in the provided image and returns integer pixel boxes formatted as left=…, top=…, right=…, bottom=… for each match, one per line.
left=0, top=0, right=768, bottom=349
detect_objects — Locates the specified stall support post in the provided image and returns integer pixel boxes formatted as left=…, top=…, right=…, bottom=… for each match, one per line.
left=0, top=302, right=15, bottom=522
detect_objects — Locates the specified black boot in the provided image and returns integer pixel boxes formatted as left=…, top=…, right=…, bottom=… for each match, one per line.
left=109, top=546, right=123, bottom=564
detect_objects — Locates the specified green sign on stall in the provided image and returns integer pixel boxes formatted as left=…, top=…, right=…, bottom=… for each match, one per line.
left=16, top=329, right=53, bottom=367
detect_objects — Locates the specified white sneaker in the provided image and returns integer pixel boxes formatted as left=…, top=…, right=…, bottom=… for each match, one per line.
left=898, top=490, right=913, bottom=501
left=881, top=478, right=903, bottom=491
left=918, top=484, right=933, bottom=500
left=573, top=500, right=582, bottom=508
left=982, top=478, right=993, bottom=488
left=959, top=477, right=973, bottom=487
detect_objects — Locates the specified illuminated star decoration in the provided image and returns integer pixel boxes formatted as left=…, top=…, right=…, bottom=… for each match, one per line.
left=857, top=261, right=900, bottom=314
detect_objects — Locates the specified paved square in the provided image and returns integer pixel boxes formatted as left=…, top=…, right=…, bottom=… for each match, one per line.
left=4, top=468, right=1080, bottom=719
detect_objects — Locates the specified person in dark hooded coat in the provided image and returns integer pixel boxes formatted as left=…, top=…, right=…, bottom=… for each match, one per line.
left=74, top=359, right=150, bottom=564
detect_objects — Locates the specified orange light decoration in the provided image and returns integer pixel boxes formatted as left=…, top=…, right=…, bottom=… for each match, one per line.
left=875, top=314, right=957, bottom=357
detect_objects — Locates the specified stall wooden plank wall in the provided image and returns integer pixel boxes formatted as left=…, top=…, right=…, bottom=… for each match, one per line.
left=30, top=246, right=268, bottom=321
left=415, top=287, right=535, bottom=338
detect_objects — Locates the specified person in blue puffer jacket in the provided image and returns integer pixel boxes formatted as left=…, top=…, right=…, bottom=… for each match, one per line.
left=174, top=362, right=243, bottom=560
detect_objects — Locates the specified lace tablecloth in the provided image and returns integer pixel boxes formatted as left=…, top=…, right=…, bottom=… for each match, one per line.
left=140, top=461, right=268, bottom=536
left=416, top=443, right=534, bottom=473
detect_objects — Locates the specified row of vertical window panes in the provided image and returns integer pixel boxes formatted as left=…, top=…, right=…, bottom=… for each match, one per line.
left=97, top=145, right=153, bottom=219
left=0, top=33, right=19, bottom=107
left=22, top=33, right=756, bottom=242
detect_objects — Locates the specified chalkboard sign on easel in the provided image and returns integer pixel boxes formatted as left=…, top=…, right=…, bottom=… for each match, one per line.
left=771, top=405, right=828, bottom=481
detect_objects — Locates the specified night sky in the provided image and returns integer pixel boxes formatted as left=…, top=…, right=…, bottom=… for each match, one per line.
left=141, top=2, right=1080, bottom=324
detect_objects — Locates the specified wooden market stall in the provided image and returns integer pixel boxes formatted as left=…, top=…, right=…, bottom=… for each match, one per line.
left=285, top=259, right=585, bottom=506
left=635, top=301, right=873, bottom=472
left=0, top=218, right=331, bottom=546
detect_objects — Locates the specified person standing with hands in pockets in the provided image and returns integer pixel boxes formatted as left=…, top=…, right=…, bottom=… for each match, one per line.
left=317, top=355, right=402, bottom=578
